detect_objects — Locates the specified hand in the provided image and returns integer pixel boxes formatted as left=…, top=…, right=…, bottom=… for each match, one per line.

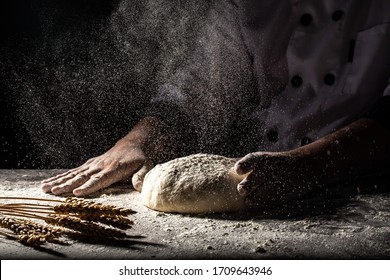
left=41, top=141, right=154, bottom=196
left=41, top=116, right=178, bottom=196
left=234, top=151, right=313, bottom=209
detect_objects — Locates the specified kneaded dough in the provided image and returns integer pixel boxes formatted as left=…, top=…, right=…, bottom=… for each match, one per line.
left=141, top=154, right=247, bottom=214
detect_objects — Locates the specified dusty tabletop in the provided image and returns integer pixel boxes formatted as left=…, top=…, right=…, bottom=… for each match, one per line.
left=0, top=170, right=389, bottom=259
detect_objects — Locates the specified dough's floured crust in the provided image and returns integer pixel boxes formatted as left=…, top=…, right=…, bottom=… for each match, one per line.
left=141, top=154, right=247, bottom=214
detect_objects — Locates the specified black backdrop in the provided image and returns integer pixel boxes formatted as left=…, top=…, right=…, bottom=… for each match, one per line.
left=1, top=0, right=127, bottom=168
left=1, top=0, right=44, bottom=168
left=0, top=0, right=211, bottom=168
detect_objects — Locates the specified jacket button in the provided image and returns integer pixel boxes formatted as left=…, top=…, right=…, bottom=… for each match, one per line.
left=266, top=130, right=279, bottom=143
left=291, top=75, right=303, bottom=87
left=300, top=13, right=313, bottom=26
left=301, top=137, right=312, bottom=146
left=332, top=10, right=344, bottom=21
left=324, top=73, right=335, bottom=86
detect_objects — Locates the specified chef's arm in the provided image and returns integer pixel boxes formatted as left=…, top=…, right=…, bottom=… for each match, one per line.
left=234, top=117, right=390, bottom=208
left=235, top=96, right=390, bottom=207
left=312, top=94, right=390, bottom=184
left=292, top=116, right=390, bottom=187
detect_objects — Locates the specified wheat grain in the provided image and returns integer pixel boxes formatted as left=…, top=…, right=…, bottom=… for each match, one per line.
left=76, top=213, right=134, bottom=229
left=53, top=198, right=136, bottom=216
left=0, top=216, right=63, bottom=246
left=0, top=197, right=136, bottom=246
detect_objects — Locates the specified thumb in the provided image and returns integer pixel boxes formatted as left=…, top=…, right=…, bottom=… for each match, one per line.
left=132, top=160, right=154, bottom=192
left=234, top=153, right=262, bottom=175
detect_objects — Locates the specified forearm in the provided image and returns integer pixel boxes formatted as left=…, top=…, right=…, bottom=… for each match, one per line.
left=117, top=116, right=181, bottom=164
left=291, top=118, right=390, bottom=185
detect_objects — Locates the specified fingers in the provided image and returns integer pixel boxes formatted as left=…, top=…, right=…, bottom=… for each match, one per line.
left=236, top=153, right=268, bottom=195
left=50, top=169, right=100, bottom=195
left=238, top=178, right=276, bottom=209
left=236, top=171, right=283, bottom=209
left=234, top=152, right=264, bottom=175
left=131, top=161, right=154, bottom=192
left=237, top=171, right=265, bottom=196
left=41, top=167, right=89, bottom=193
left=41, top=171, right=72, bottom=184
left=41, top=167, right=83, bottom=185
left=72, top=170, right=119, bottom=197
left=41, top=158, right=96, bottom=185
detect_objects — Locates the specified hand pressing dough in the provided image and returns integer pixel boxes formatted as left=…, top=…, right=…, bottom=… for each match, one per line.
left=141, top=154, right=247, bottom=214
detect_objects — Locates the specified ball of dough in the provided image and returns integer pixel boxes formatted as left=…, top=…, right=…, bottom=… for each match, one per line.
left=141, top=154, right=247, bottom=214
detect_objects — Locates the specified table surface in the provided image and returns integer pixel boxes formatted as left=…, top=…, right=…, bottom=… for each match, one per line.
left=0, top=169, right=389, bottom=259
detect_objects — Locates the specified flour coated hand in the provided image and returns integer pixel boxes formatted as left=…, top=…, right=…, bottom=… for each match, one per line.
left=41, top=142, right=152, bottom=196
left=234, top=151, right=312, bottom=209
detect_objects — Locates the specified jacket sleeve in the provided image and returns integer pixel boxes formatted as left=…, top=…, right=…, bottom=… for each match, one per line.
left=146, top=0, right=257, bottom=155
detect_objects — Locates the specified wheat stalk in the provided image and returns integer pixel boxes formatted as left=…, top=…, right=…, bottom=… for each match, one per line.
left=46, top=215, right=128, bottom=239
left=76, top=213, right=134, bottom=230
left=0, top=216, right=63, bottom=246
left=0, top=197, right=136, bottom=215
left=53, top=198, right=136, bottom=215
left=0, top=196, right=136, bottom=246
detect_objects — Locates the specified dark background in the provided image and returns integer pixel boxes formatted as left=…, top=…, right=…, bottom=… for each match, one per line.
left=0, top=0, right=211, bottom=169
left=1, top=0, right=134, bottom=169
left=1, top=0, right=44, bottom=168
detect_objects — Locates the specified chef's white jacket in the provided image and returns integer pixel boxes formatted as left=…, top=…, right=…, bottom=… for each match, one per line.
left=149, top=0, right=390, bottom=156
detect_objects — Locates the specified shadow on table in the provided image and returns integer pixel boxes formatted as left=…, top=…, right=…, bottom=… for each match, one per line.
left=3, top=233, right=164, bottom=259
left=200, top=171, right=390, bottom=222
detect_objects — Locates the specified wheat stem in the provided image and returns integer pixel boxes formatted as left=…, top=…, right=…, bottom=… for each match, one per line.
left=0, top=197, right=64, bottom=203
left=0, top=203, right=52, bottom=209
left=0, top=196, right=136, bottom=246
left=0, top=206, right=53, bottom=213
left=0, top=209, right=47, bottom=220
